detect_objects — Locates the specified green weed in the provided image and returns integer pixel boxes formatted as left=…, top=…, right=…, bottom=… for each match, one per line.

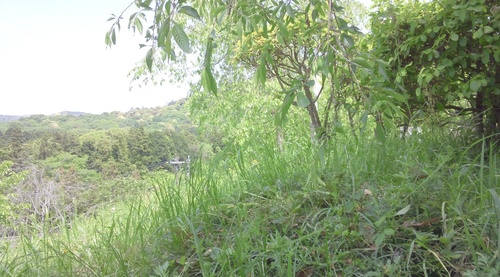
left=1, top=129, right=499, bottom=276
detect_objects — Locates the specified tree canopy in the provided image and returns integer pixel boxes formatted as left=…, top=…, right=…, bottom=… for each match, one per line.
left=107, top=0, right=500, bottom=143
left=368, top=0, right=500, bottom=139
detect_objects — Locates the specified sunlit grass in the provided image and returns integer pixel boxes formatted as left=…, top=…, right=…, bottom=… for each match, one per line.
left=1, top=129, right=499, bottom=276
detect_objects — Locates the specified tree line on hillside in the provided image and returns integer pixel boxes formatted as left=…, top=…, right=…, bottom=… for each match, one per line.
left=0, top=100, right=223, bottom=180
left=0, top=123, right=204, bottom=179
left=0, top=99, right=193, bottom=134
left=0, top=103, right=224, bottom=235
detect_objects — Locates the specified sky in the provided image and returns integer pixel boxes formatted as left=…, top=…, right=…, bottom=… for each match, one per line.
left=0, top=0, right=187, bottom=115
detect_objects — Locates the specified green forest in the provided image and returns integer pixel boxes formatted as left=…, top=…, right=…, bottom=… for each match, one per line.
left=0, top=100, right=209, bottom=226
left=1, top=0, right=500, bottom=276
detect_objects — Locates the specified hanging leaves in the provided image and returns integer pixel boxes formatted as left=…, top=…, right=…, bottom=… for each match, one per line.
left=157, top=19, right=171, bottom=48
left=256, top=54, right=267, bottom=87
left=204, top=34, right=214, bottom=68
left=296, top=91, right=310, bottom=108
left=201, top=68, right=217, bottom=96
left=172, top=22, right=190, bottom=53
left=353, top=57, right=373, bottom=70
left=134, top=18, right=143, bottom=34
left=275, top=92, right=295, bottom=127
left=341, top=33, right=354, bottom=47
left=179, top=6, right=201, bottom=20
left=145, top=47, right=154, bottom=72
left=202, top=35, right=217, bottom=96
left=106, top=0, right=372, bottom=137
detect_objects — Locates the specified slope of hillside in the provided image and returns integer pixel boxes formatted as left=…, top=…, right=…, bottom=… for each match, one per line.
left=0, top=115, right=23, bottom=123
left=0, top=98, right=192, bottom=133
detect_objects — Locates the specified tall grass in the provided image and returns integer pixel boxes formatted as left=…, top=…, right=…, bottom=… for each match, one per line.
left=1, top=129, right=499, bottom=276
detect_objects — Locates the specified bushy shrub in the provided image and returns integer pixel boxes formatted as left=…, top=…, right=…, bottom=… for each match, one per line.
left=0, top=161, right=27, bottom=227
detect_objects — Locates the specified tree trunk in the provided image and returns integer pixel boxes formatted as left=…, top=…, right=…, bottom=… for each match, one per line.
left=490, top=95, right=500, bottom=143
left=304, top=84, right=322, bottom=139
left=475, top=91, right=485, bottom=136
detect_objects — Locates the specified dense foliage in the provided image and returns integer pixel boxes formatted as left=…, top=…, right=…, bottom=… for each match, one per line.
left=105, top=0, right=499, bottom=143
left=368, top=0, right=500, bottom=139
left=0, top=100, right=201, bottom=171
left=1, top=0, right=499, bottom=276
left=0, top=100, right=207, bottom=235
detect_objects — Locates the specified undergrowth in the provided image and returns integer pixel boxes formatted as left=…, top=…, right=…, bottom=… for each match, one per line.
left=1, top=130, right=499, bottom=276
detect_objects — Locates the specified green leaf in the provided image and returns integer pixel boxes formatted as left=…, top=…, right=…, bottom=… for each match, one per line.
left=459, top=37, right=467, bottom=46
left=337, top=17, right=348, bottom=30
left=384, top=228, right=395, bottom=236
left=139, top=0, right=153, bottom=9
left=420, top=35, right=427, bottom=42
left=256, top=57, right=267, bottom=86
left=145, top=48, right=154, bottom=72
left=111, top=29, right=116, bottom=44
left=378, top=64, right=389, bottom=81
left=285, top=4, right=294, bottom=18
left=489, top=189, right=500, bottom=218
left=470, top=80, right=481, bottom=92
left=436, top=102, right=445, bottom=112
left=442, top=58, right=453, bottom=67
left=172, top=22, right=190, bottom=53
left=129, top=12, right=138, bottom=22
left=416, top=87, right=421, bottom=98
left=481, top=51, right=490, bottom=64
left=165, top=31, right=173, bottom=57
left=305, top=80, right=315, bottom=87
left=178, top=255, right=186, bottom=265
left=375, top=122, right=385, bottom=143
left=473, top=29, right=483, bottom=39
left=333, top=70, right=340, bottom=90
left=276, top=32, right=284, bottom=45
left=353, top=58, right=373, bottom=70
left=318, top=143, right=325, bottom=165
left=204, top=35, right=214, bottom=68
left=375, top=233, right=386, bottom=248
left=395, top=205, right=411, bottom=216
left=467, top=4, right=483, bottom=12
left=296, top=91, right=310, bottom=108
left=494, top=50, right=500, bottom=63
left=158, top=19, right=170, bottom=48
left=262, top=20, right=269, bottom=38
left=450, top=33, right=459, bottom=41
left=341, top=33, right=354, bottom=47
left=179, top=6, right=201, bottom=20
left=457, top=8, right=466, bottom=21
left=105, top=31, right=111, bottom=46
left=484, top=26, right=494, bottom=34
left=275, top=92, right=295, bottom=126
left=135, top=18, right=143, bottom=34
left=277, top=20, right=289, bottom=40
left=210, top=6, right=226, bottom=21
left=201, top=67, right=217, bottom=96
left=382, top=87, right=407, bottom=103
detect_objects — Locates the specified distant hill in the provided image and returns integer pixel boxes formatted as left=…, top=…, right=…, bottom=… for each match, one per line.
left=0, top=115, right=23, bottom=123
left=58, top=111, right=88, bottom=117
left=0, top=98, right=193, bottom=133
left=0, top=111, right=87, bottom=123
